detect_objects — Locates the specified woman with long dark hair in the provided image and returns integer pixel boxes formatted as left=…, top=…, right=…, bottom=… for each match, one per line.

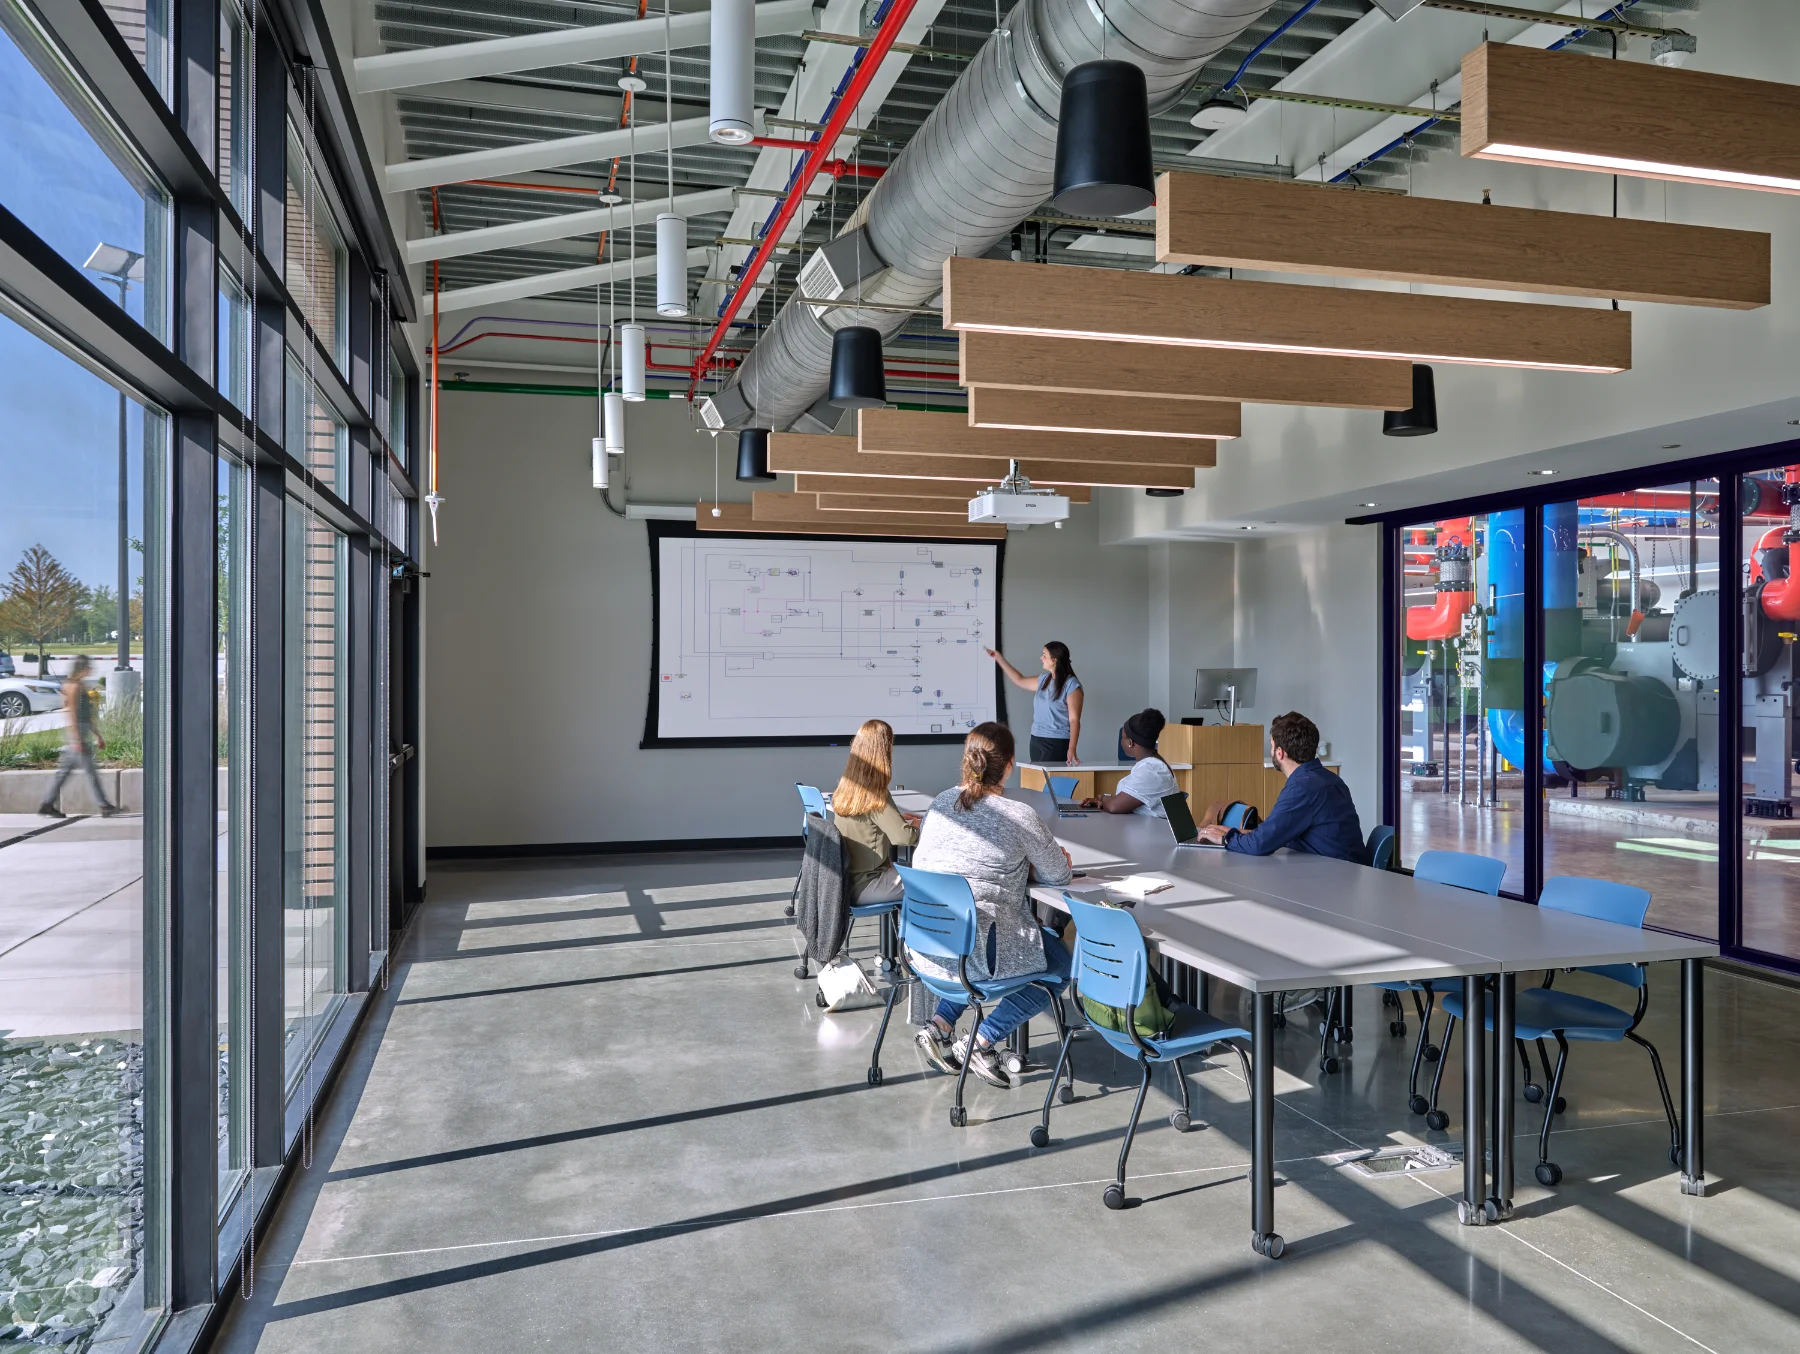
left=983, top=640, right=1082, bottom=765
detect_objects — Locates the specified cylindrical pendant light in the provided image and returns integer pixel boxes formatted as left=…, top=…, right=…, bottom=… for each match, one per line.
left=656, top=214, right=687, bottom=316
left=1052, top=60, right=1155, bottom=217
left=709, top=0, right=755, bottom=145
left=1382, top=364, right=1439, bottom=437
left=828, top=325, right=886, bottom=409
left=621, top=322, right=646, bottom=401
left=736, top=428, right=775, bottom=481
left=592, top=436, right=610, bottom=489
left=604, top=391, right=626, bottom=455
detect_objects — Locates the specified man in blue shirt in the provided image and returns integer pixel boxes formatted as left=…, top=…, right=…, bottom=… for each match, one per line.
left=1198, top=711, right=1368, bottom=863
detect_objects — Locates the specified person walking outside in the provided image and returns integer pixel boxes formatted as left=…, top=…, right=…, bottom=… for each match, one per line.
left=38, top=655, right=117, bottom=818
left=983, top=640, right=1083, bottom=765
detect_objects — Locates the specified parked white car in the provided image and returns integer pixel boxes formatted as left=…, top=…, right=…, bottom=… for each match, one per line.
left=0, top=676, right=64, bottom=721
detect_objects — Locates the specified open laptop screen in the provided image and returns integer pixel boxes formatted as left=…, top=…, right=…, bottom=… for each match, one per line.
left=1162, top=792, right=1199, bottom=843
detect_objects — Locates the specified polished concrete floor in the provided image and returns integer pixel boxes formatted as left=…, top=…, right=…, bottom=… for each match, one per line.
left=211, top=850, right=1800, bottom=1353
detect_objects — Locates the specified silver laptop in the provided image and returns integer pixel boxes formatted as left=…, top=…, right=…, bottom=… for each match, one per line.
left=1162, top=792, right=1223, bottom=848
left=1039, top=777, right=1092, bottom=815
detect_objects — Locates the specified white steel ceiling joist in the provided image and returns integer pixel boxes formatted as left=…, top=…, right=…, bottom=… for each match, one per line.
left=408, top=187, right=738, bottom=264
left=386, top=115, right=719, bottom=194
left=356, top=0, right=817, bottom=95
left=431, top=246, right=715, bottom=313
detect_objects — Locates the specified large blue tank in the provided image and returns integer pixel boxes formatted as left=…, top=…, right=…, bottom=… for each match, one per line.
left=1485, top=503, right=1579, bottom=773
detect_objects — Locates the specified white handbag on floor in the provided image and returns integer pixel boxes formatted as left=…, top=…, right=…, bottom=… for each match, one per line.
left=817, top=957, right=876, bottom=1012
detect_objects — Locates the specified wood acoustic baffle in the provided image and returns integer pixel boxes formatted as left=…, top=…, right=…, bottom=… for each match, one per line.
left=858, top=408, right=1216, bottom=467
left=959, top=331, right=1413, bottom=409
left=794, top=474, right=1092, bottom=502
left=943, top=255, right=1632, bottom=373
left=768, top=434, right=1195, bottom=490
left=750, top=494, right=1009, bottom=536
left=1462, top=40, right=1800, bottom=197
left=816, top=493, right=973, bottom=515
left=1156, top=168, right=1769, bottom=309
left=696, top=501, right=1004, bottom=539
left=968, top=386, right=1242, bottom=438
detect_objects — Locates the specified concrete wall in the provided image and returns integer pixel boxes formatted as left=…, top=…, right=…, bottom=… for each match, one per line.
left=424, top=390, right=1149, bottom=848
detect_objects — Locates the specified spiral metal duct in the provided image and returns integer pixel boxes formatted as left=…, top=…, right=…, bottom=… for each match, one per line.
left=724, top=0, right=1277, bottom=431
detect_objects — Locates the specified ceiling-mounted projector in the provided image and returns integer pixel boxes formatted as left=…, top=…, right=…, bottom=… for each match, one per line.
left=969, top=460, right=1071, bottom=528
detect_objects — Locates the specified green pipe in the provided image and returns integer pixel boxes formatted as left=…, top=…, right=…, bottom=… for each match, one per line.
left=437, top=379, right=962, bottom=414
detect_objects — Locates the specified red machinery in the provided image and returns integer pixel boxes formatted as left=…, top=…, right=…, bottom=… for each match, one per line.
left=1406, top=517, right=1477, bottom=641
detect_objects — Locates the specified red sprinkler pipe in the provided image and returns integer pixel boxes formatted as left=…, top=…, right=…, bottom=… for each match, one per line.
left=1406, top=517, right=1476, bottom=641
left=688, top=0, right=920, bottom=395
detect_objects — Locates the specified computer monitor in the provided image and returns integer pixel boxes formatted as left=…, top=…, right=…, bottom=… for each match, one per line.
left=1194, top=667, right=1258, bottom=725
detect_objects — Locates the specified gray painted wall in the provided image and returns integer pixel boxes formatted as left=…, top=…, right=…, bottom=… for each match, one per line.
left=424, top=390, right=1148, bottom=847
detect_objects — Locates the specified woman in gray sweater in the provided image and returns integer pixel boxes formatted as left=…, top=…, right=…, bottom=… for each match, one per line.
left=910, top=722, right=1073, bottom=1089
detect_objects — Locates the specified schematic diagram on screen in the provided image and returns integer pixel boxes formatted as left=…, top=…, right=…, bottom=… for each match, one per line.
left=655, top=537, right=1000, bottom=740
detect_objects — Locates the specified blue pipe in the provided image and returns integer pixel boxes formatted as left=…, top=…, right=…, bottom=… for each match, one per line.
left=1484, top=505, right=1577, bottom=772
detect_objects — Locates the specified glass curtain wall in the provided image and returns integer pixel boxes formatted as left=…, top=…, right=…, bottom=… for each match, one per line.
left=284, top=355, right=348, bottom=496
left=282, top=501, right=345, bottom=1097
left=1540, top=484, right=1721, bottom=938
left=284, top=125, right=349, bottom=372
left=0, top=310, right=168, bottom=1348
left=216, top=455, right=251, bottom=1211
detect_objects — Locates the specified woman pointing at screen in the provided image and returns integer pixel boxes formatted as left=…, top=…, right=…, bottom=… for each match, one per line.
left=984, top=641, right=1083, bottom=765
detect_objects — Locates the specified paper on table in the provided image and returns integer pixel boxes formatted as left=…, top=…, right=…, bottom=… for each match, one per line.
left=1111, top=874, right=1174, bottom=899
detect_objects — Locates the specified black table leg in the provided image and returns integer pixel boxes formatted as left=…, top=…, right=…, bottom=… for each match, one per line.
left=1460, top=974, right=1488, bottom=1226
left=1252, top=991, right=1284, bottom=1258
left=1680, top=958, right=1706, bottom=1197
left=1198, top=971, right=1211, bottom=1013
left=1488, top=973, right=1514, bottom=1221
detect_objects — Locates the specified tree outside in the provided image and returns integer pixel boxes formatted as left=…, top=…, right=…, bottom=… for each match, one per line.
left=0, top=544, right=85, bottom=677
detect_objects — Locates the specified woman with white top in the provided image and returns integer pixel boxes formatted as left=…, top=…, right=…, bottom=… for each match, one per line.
left=1083, top=708, right=1178, bottom=817
left=983, top=640, right=1083, bottom=765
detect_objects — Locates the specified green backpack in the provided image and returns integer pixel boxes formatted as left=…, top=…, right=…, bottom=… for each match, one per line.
left=1079, top=965, right=1179, bottom=1039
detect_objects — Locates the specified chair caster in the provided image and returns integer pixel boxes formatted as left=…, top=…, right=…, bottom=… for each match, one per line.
left=1272, top=1010, right=1286, bottom=1030
left=1102, top=1184, right=1126, bottom=1211
left=1057, top=1083, right=1074, bottom=1104
left=1382, top=991, right=1401, bottom=1009
left=1000, top=1050, right=1024, bottom=1077
left=1423, top=1044, right=1441, bottom=1062
left=1535, top=1161, right=1562, bottom=1187
left=949, top=1106, right=967, bottom=1128
left=877, top=956, right=895, bottom=974
left=784, top=904, right=795, bottom=918
left=794, top=965, right=810, bottom=980
left=1669, top=1144, right=1681, bottom=1165
left=1252, top=1231, right=1286, bottom=1259
left=1425, top=1108, right=1450, bottom=1131
left=1319, top=1056, right=1339, bottom=1075
left=1170, top=1109, right=1191, bottom=1133
left=1408, top=1094, right=1430, bottom=1116
left=1553, top=1097, right=1567, bottom=1115
left=867, top=1066, right=883, bottom=1086
left=1523, top=1082, right=1543, bottom=1104
left=1339, top=1029, right=1353, bottom=1044
left=815, top=991, right=827, bottom=1008
left=1389, top=1020, right=1406, bottom=1038
left=1029, top=1125, right=1050, bottom=1149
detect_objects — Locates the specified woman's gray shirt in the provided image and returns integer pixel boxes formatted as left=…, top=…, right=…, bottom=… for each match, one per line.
left=909, top=790, right=1073, bottom=983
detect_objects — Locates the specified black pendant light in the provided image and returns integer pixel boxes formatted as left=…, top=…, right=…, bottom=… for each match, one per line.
left=1053, top=61, right=1154, bottom=217
left=1145, top=488, right=1185, bottom=497
left=1382, top=364, right=1439, bottom=437
left=735, top=427, right=775, bottom=481
left=828, top=325, right=886, bottom=409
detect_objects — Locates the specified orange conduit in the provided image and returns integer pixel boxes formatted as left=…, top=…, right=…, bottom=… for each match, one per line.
left=1406, top=517, right=1477, bottom=641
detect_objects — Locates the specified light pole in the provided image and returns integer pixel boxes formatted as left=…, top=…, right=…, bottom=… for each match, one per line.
left=83, top=243, right=145, bottom=709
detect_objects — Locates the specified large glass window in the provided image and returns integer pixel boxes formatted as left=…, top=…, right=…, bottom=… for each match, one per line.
left=387, top=350, right=408, bottom=470
left=284, top=351, right=347, bottom=495
left=98, top=0, right=170, bottom=103
left=1540, top=485, right=1720, bottom=938
left=216, top=0, right=251, bottom=218
left=217, top=266, right=251, bottom=412
left=0, top=309, right=168, bottom=1344
left=216, top=455, right=251, bottom=1211
left=1740, top=468, right=1800, bottom=960
left=282, top=499, right=344, bottom=1099
left=0, top=0, right=171, bottom=344
left=284, top=125, right=349, bottom=372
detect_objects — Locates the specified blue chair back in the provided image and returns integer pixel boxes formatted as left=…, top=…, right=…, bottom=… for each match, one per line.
left=796, top=783, right=828, bottom=818
left=1063, top=895, right=1149, bottom=1011
left=895, top=865, right=979, bottom=964
left=1539, top=875, right=1652, bottom=988
left=1414, top=849, right=1506, bottom=896
left=1047, top=774, right=1078, bottom=800
left=1366, top=825, right=1396, bottom=871
left=1221, top=801, right=1254, bottom=830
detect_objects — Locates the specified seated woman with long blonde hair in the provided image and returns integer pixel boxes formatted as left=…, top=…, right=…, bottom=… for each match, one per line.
left=832, top=719, right=921, bottom=904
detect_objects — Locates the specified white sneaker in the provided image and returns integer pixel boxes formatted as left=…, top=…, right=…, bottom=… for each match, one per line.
left=916, top=1024, right=961, bottom=1075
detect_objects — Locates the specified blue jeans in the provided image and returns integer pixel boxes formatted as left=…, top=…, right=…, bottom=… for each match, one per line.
left=934, top=932, right=1071, bottom=1045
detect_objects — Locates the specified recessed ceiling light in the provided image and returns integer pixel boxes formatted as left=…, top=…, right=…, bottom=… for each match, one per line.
left=1530, top=469, right=1558, bottom=476
left=1358, top=501, right=1379, bottom=507
left=1190, top=98, right=1249, bottom=132
left=1661, top=443, right=1681, bottom=449
left=1239, top=525, right=1255, bottom=530
left=1787, top=419, right=1798, bottom=426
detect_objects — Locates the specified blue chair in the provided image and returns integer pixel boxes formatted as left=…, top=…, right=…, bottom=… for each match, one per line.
left=1047, top=774, right=1078, bottom=801
left=867, top=866, right=1069, bottom=1124
left=1432, top=876, right=1680, bottom=1186
left=1366, top=825, right=1396, bottom=871
left=1368, top=849, right=1507, bottom=1109
left=1038, top=895, right=1252, bottom=1210
left=786, top=783, right=830, bottom=921
left=1220, top=801, right=1259, bottom=831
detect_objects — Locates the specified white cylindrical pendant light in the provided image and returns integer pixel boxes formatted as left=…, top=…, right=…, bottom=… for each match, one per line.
left=591, top=436, right=610, bottom=489
left=620, top=322, right=646, bottom=401
left=709, top=0, right=755, bottom=145
left=604, top=392, right=626, bottom=455
left=656, top=214, right=688, bottom=316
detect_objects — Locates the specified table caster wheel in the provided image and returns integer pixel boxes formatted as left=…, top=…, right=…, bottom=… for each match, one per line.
left=1320, top=1056, right=1339, bottom=1075
left=784, top=903, right=795, bottom=918
left=878, top=957, right=895, bottom=974
left=1102, top=1184, right=1126, bottom=1211
left=1425, top=1108, right=1450, bottom=1131
left=794, top=965, right=810, bottom=980
left=815, top=992, right=827, bottom=1008
left=1339, top=1029, right=1353, bottom=1044
left=1408, top=1094, right=1429, bottom=1116
left=1001, top=1051, right=1024, bottom=1076
left=1252, top=1232, right=1286, bottom=1259
left=1483, top=1198, right=1507, bottom=1224
left=1029, top=1125, right=1049, bottom=1149
left=1523, top=1083, right=1543, bottom=1104
left=1669, top=1144, right=1682, bottom=1165
left=1057, top=1083, right=1074, bottom=1105
left=1390, top=1020, right=1406, bottom=1037
left=1170, top=1109, right=1191, bottom=1133
left=1535, top=1161, right=1562, bottom=1187
left=866, top=1066, right=883, bottom=1086
left=1423, top=1044, right=1441, bottom=1062
left=949, top=1106, right=967, bottom=1128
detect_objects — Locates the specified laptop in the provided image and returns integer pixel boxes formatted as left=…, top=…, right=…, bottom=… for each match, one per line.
left=1040, top=775, right=1093, bottom=814
left=1162, top=792, right=1224, bottom=848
